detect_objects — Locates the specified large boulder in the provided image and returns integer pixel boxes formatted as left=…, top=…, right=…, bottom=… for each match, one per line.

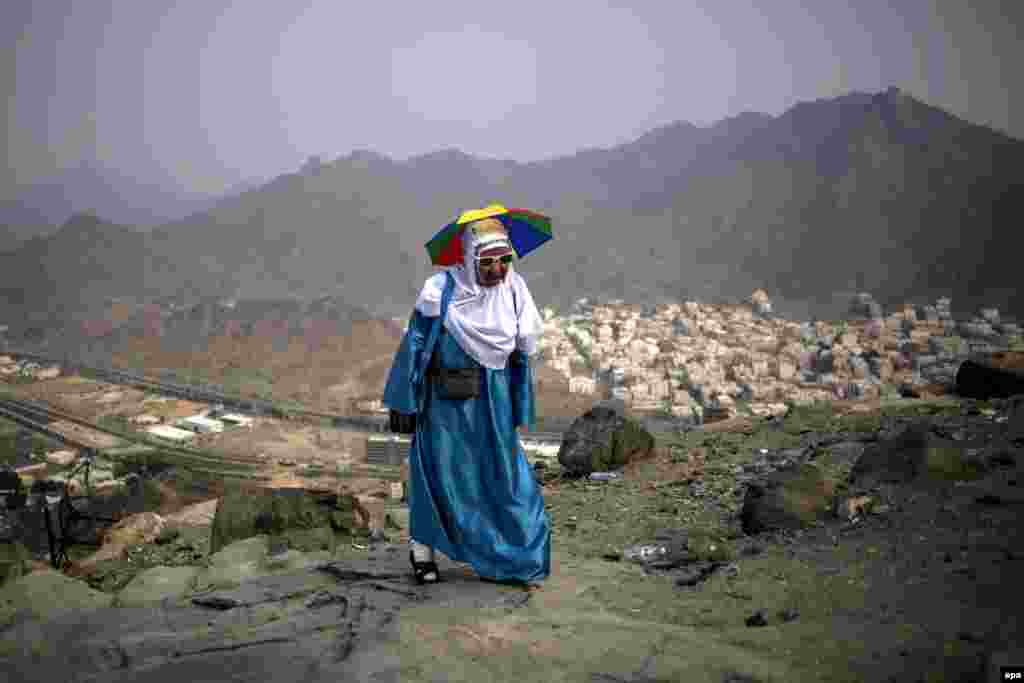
left=849, top=421, right=997, bottom=486
left=956, top=359, right=1024, bottom=399
left=848, top=422, right=931, bottom=487
left=740, top=463, right=837, bottom=534
left=557, top=405, right=655, bottom=476
left=209, top=486, right=371, bottom=556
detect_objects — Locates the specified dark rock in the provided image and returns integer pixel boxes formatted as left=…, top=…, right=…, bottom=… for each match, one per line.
left=739, top=544, right=764, bottom=557
left=849, top=423, right=931, bottom=487
left=740, top=464, right=836, bottom=535
left=745, top=609, right=769, bottom=627
left=673, top=562, right=718, bottom=587
left=557, top=406, right=655, bottom=476
left=980, top=308, right=1000, bottom=325
left=777, top=608, right=800, bottom=623
left=191, top=595, right=240, bottom=610
left=956, top=360, right=1024, bottom=399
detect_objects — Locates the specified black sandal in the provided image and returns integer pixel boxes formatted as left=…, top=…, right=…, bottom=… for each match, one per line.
left=409, top=550, right=440, bottom=584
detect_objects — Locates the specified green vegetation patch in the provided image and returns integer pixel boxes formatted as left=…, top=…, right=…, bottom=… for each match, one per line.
left=924, top=445, right=986, bottom=482
left=780, top=400, right=835, bottom=434
left=97, top=414, right=132, bottom=432
left=221, top=366, right=275, bottom=398
left=779, top=398, right=963, bottom=435
left=879, top=398, right=962, bottom=419
left=75, top=525, right=211, bottom=594
left=0, top=419, right=59, bottom=466
left=832, top=411, right=882, bottom=433
left=543, top=460, right=739, bottom=563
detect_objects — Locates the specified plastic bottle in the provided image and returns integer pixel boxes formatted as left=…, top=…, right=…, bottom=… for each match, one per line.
left=588, top=471, right=622, bottom=481
left=622, top=544, right=668, bottom=563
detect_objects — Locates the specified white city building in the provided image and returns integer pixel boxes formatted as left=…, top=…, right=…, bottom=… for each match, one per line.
left=146, top=425, right=195, bottom=442
left=568, top=376, right=597, bottom=395
left=217, top=413, right=254, bottom=428
left=176, top=415, right=225, bottom=434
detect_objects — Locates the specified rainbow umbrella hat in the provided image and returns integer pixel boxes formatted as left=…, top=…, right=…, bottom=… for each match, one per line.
left=425, top=204, right=553, bottom=266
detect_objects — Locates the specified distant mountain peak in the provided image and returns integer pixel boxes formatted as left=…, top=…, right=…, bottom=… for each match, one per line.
left=346, top=149, right=393, bottom=164
left=633, top=119, right=700, bottom=144
left=407, top=147, right=476, bottom=164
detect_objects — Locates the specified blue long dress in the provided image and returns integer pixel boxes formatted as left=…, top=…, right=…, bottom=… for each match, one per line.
left=382, top=309, right=551, bottom=584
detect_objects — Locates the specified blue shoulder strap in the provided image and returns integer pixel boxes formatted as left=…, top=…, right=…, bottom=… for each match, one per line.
left=413, top=271, right=455, bottom=411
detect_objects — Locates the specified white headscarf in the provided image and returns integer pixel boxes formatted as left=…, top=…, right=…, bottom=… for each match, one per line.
left=414, top=220, right=544, bottom=369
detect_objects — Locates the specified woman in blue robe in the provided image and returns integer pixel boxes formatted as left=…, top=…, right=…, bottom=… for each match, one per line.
left=383, top=217, right=550, bottom=587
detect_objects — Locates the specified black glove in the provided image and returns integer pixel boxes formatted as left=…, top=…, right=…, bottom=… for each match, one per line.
left=389, top=409, right=417, bottom=434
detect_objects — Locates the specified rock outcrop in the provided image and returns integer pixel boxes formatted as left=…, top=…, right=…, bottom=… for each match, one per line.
left=955, top=358, right=1024, bottom=399
left=557, top=406, right=655, bottom=476
left=739, top=463, right=836, bottom=534
left=209, top=486, right=371, bottom=555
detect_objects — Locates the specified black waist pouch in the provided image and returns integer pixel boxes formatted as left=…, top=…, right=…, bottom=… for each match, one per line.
left=432, top=367, right=481, bottom=400
left=429, top=334, right=481, bottom=400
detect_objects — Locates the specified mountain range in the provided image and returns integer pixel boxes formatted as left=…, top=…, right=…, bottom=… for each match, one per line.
left=1, top=86, right=1021, bottom=347
left=0, top=160, right=265, bottom=245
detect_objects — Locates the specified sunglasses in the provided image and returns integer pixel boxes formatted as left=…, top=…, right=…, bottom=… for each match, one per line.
left=476, top=254, right=515, bottom=267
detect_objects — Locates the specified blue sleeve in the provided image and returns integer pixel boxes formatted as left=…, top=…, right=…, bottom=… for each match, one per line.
left=382, top=310, right=434, bottom=415
left=509, top=351, right=536, bottom=431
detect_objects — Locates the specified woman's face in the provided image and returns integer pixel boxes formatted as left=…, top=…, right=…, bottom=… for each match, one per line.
left=476, top=254, right=512, bottom=287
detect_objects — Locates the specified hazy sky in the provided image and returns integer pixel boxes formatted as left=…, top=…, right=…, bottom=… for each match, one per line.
left=4, top=1, right=1021, bottom=199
